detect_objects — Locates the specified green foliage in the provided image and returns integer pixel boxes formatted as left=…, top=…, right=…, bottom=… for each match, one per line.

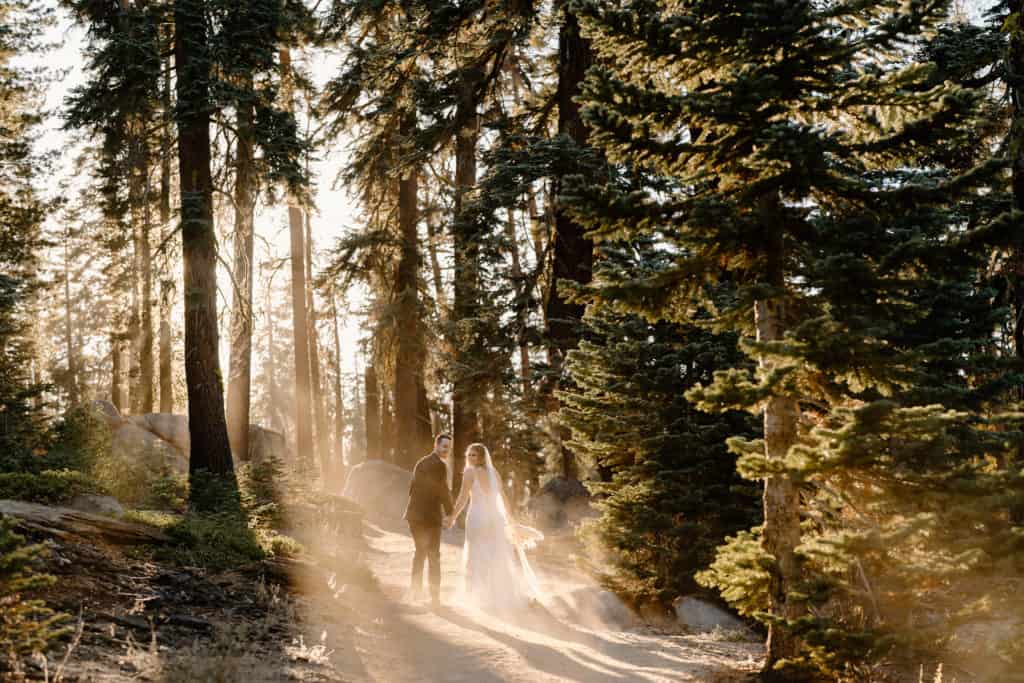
left=161, top=512, right=266, bottom=571
left=695, top=528, right=771, bottom=619
left=561, top=256, right=761, bottom=606
left=0, top=469, right=101, bottom=505
left=570, top=0, right=1024, bottom=676
left=45, top=404, right=112, bottom=473
left=0, top=516, right=69, bottom=671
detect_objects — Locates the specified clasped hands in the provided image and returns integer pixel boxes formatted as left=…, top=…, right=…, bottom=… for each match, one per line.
left=442, top=514, right=456, bottom=529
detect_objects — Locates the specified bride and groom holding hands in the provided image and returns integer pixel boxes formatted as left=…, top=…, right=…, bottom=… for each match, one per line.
left=403, top=433, right=543, bottom=611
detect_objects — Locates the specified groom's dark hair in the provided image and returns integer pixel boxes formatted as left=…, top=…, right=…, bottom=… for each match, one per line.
left=434, top=433, right=452, bottom=446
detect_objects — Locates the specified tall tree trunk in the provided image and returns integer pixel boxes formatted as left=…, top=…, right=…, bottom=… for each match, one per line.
left=158, top=24, right=174, bottom=415
left=280, top=48, right=314, bottom=474
left=331, top=293, right=345, bottom=469
left=159, top=280, right=173, bottom=413
left=226, top=97, right=256, bottom=462
left=393, top=113, right=427, bottom=469
left=451, top=85, right=481, bottom=494
left=175, top=0, right=236, bottom=506
left=63, top=238, right=80, bottom=407
left=128, top=140, right=143, bottom=415
left=758, top=207, right=803, bottom=675
left=506, top=207, right=531, bottom=399
left=111, top=332, right=124, bottom=414
left=542, top=5, right=595, bottom=481
left=365, top=363, right=380, bottom=460
left=306, top=210, right=330, bottom=478
left=1008, top=0, right=1024, bottom=524
left=139, top=148, right=155, bottom=413
left=425, top=214, right=447, bottom=311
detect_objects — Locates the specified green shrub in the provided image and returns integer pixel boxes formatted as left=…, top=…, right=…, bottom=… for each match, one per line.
left=161, top=512, right=266, bottom=571
left=0, top=469, right=102, bottom=505
left=0, top=516, right=69, bottom=672
left=46, top=404, right=112, bottom=473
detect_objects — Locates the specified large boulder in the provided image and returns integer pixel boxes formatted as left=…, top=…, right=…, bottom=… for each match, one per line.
left=110, top=421, right=188, bottom=473
left=342, top=460, right=412, bottom=520
left=527, top=477, right=597, bottom=530
left=247, top=425, right=288, bottom=465
left=673, top=596, right=749, bottom=635
left=68, top=493, right=125, bottom=517
left=129, top=413, right=189, bottom=455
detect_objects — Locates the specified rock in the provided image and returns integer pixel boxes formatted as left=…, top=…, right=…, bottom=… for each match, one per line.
left=247, top=425, right=288, bottom=464
left=673, top=596, right=748, bottom=634
left=342, top=460, right=412, bottom=520
left=130, top=413, right=189, bottom=455
left=68, top=494, right=124, bottom=517
left=0, top=499, right=172, bottom=545
left=89, top=400, right=123, bottom=429
left=550, top=586, right=635, bottom=630
left=527, top=477, right=597, bottom=530
left=110, top=422, right=188, bottom=473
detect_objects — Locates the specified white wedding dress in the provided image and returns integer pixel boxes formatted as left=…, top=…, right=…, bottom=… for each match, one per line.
left=462, top=457, right=543, bottom=611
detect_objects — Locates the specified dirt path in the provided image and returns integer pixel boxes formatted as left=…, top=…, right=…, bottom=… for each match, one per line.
left=300, top=515, right=763, bottom=683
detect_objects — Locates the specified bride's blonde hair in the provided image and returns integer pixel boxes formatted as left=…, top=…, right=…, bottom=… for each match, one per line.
left=465, top=443, right=489, bottom=465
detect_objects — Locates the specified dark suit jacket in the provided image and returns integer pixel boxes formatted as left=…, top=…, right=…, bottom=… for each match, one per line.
left=403, top=451, right=454, bottom=526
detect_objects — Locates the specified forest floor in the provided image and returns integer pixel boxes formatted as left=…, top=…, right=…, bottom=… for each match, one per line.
left=24, top=509, right=763, bottom=682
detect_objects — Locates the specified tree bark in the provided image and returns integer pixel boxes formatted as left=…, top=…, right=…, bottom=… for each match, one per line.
left=306, top=209, right=330, bottom=478
left=280, top=47, right=314, bottom=474
left=174, top=0, right=237, bottom=506
left=451, top=86, right=481, bottom=495
left=111, top=332, right=124, bottom=414
left=1008, top=0, right=1024, bottom=524
left=331, top=293, right=345, bottom=469
left=158, top=33, right=174, bottom=415
left=158, top=281, right=173, bottom=413
left=506, top=207, right=531, bottom=399
left=139, top=146, right=155, bottom=413
left=541, top=5, right=595, bottom=482
left=425, top=213, right=447, bottom=311
left=63, top=237, right=80, bottom=407
left=365, top=363, right=380, bottom=460
left=757, top=213, right=803, bottom=674
left=226, top=96, right=256, bottom=462
left=393, top=113, right=428, bottom=469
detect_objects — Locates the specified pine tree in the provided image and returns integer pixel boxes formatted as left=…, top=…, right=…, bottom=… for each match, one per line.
left=0, top=0, right=51, bottom=468
left=571, top=0, right=1024, bottom=677
left=561, top=240, right=760, bottom=605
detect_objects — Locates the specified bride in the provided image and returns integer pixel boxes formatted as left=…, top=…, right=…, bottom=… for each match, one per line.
left=446, top=443, right=544, bottom=611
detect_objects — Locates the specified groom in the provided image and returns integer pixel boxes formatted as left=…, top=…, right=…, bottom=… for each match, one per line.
left=403, top=433, right=454, bottom=607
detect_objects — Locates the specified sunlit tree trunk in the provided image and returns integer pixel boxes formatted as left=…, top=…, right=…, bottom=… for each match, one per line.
left=306, top=209, right=330, bottom=478
left=111, top=332, right=124, bottom=414
left=757, top=206, right=804, bottom=674
left=139, top=146, right=155, bottom=413
left=175, top=0, right=236, bottom=506
left=158, top=33, right=174, bottom=415
left=226, top=94, right=255, bottom=461
left=365, top=363, right=380, bottom=460
left=280, top=47, right=314, bottom=473
left=63, top=237, right=80, bottom=407
left=331, top=293, right=345, bottom=469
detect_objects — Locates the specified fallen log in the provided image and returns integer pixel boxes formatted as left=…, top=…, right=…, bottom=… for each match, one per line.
left=0, top=499, right=172, bottom=545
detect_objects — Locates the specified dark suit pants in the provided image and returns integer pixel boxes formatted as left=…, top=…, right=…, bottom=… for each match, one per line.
left=408, top=521, right=442, bottom=600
